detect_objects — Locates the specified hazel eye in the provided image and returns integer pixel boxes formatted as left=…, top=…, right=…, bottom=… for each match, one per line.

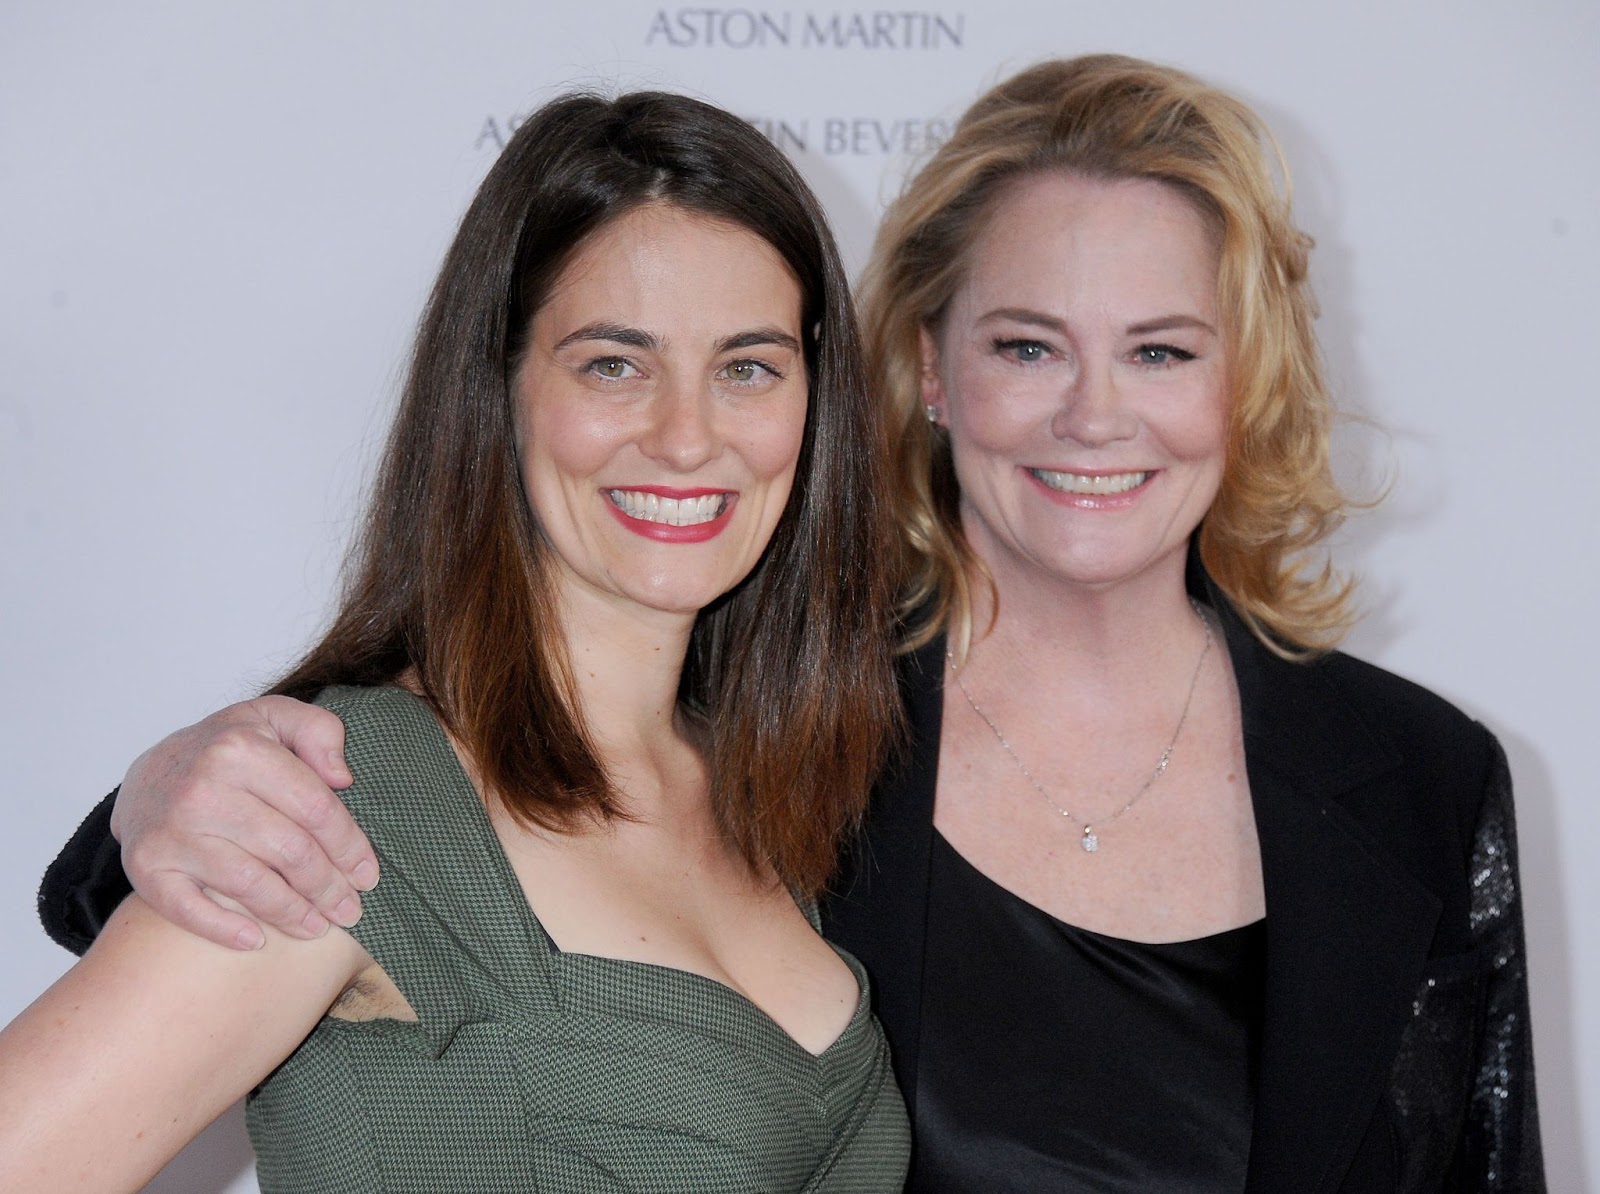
left=721, top=359, right=781, bottom=385
left=588, top=357, right=636, bottom=380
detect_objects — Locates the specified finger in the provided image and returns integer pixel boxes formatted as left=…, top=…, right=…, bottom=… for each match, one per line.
left=207, top=836, right=343, bottom=937
left=170, top=788, right=366, bottom=930
left=252, top=695, right=353, bottom=789
left=125, top=831, right=339, bottom=942
left=137, top=871, right=270, bottom=952
left=235, top=813, right=365, bottom=930
left=112, top=698, right=375, bottom=927
left=122, top=757, right=364, bottom=934
left=161, top=716, right=377, bottom=901
left=242, top=699, right=378, bottom=891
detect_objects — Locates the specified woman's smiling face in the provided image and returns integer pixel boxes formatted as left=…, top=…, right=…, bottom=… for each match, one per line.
left=514, top=203, right=809, bottom=620
left=922, top=171, right=1230, bottom=597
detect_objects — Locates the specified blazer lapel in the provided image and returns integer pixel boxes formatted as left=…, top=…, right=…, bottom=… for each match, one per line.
left=1214, top=595, right=1443, bottom=1192
left=832, top=571, right=1445, bottom=1190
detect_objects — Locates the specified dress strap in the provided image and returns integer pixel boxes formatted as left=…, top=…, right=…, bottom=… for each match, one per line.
left=315, top=686, right=560, bottom=1055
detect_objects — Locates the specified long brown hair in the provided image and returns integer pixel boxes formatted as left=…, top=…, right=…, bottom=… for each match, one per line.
left=861, top=55, right=1353, bottom=657
left=273, top=92, right=899, bottom=895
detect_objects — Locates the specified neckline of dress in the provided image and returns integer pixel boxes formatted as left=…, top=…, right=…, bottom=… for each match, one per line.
left=381, top=684, right=870, bottom=1062
left=930, top=826, right=1265, bottom=951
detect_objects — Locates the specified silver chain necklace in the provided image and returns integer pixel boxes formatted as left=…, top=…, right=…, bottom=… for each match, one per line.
left=948, top=603, right=1214, bottom=854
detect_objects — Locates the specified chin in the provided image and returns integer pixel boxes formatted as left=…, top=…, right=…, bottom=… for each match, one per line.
left=625, top=580, right=740, bottom=617
left=1027, top=543, right=1182, bottom=591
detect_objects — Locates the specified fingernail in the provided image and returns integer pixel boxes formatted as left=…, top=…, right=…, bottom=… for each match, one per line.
left=236, top=925, right=265, bottom=951
left=352, top=859, right=379, bottom=891
left=327, top=751, right=352, bottom=785
left=332, top=896, right=362, bottom=928
left=301, top=908, right=330, bottom=937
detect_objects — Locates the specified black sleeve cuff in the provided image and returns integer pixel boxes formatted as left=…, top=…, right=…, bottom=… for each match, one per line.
left=36, top=790, right=132, bottom=956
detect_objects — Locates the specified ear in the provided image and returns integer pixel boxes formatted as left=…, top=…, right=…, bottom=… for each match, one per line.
left=918, top=326, right=946, bottom=424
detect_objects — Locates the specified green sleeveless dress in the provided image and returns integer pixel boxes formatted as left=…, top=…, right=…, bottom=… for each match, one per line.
left=246, top=686, right=910, bottom=1193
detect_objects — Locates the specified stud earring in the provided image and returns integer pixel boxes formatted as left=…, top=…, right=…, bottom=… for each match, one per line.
left=925, top=404, right=942, bottom=424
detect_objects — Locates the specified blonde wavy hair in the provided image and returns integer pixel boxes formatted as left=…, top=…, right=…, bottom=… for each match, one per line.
left=859, top=54, right=1355, bottom=658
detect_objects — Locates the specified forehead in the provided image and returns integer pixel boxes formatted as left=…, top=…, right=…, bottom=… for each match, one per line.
left=538, top=205, right=804, bottom=338
left=957, top=172, right=1220, bottom=317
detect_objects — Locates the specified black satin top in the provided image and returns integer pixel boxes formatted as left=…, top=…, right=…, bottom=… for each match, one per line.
left=911, top=831, right=1266, bottom=1192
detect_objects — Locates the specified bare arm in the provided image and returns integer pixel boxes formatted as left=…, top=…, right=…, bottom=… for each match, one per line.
left=105, top=695, right=377, bottom=950
left=0, top=893, right=370, bottom=1192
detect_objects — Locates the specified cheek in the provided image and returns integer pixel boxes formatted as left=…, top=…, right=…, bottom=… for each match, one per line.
left=515, top=404, right=634, bottom=546
left=738, top=398, right=809, bottom=487
left=1173, top=379, right=1231, bottom=467
left=521, top=401, right=629, bottom=489
left=944, top=362, right=1044, bottom=455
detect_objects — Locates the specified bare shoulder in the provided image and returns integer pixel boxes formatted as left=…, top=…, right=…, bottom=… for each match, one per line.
left=0, top=895, right=371, bottom=1192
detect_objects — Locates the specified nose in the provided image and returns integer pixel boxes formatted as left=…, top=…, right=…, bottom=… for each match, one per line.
left=1050, top=359, right=1135, bottom=446
left=639, top=376, right=719, bottom=471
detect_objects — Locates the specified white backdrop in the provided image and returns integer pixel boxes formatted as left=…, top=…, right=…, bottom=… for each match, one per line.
left=3, top=2, right=1595, bottom=1190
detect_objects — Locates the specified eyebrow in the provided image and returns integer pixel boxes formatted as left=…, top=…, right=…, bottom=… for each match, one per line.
left=553, top=322, right=660, bottom=352
left=976, top=307, right=1067, bottom=334
left=977, top=307, right=1217, bottom=337
left=716, top=327, right=802, bottom=354
left=551, top=322, right=802, bottom=355
left=1125, top=314, right=1217, bottom=336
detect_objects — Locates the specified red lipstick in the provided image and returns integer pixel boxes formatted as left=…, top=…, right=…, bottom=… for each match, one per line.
left=603, top=486, right=736, bottom=543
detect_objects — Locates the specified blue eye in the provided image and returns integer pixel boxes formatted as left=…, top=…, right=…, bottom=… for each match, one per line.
left=994, top=338, right=1049, bottom=363
left=1134, top=344, right=1196, bottom=366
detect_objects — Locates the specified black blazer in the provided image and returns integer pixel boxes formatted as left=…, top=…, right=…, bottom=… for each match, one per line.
left=821, top=574, right=1544, bottom=1192
left=38, top=578, right=1544, bottom=1191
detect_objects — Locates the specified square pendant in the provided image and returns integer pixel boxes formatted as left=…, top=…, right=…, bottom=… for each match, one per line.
left=1081, top=831, right=1099, bottom=853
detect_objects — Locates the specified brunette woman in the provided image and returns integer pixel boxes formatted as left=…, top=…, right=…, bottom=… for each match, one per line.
left=4, top=89, right=908, bottom=1192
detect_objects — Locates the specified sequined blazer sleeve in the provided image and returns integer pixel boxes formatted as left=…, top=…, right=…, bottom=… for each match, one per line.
left=1461, top=738, right=1544, bottom=1188
left=1386, top=733, right=1545, bottom=1190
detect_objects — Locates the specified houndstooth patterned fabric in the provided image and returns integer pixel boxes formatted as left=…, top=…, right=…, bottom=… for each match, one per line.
left=246, top=686, right=910, bottom=1193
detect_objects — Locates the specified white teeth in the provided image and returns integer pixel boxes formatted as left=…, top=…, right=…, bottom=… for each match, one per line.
left=1031, top=469, right=1150, bottom=496
left=606, top=490, right=728, bottom=525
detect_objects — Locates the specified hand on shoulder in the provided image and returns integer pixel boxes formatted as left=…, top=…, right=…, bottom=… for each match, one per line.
left=113, top=694, right=377, bottom=950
